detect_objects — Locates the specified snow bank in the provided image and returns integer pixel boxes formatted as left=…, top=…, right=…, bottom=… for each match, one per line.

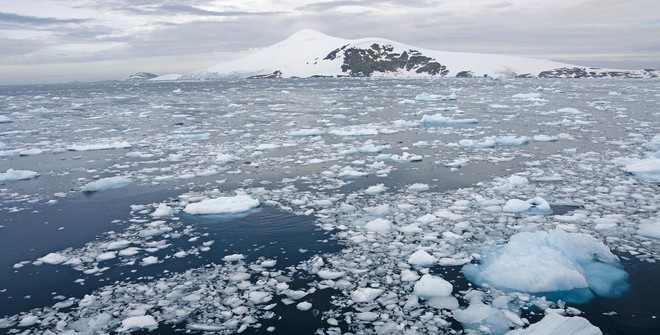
left=81, top=176, right=132, bottom=192
left=183, top=194, right=260, bottom=215
left=0, top=169, right=39, bottom=181
left=463, top=229, right=628, bottom=303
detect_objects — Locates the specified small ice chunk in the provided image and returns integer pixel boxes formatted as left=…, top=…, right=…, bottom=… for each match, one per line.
left=318, top=270, right=345, bottom=280
left=37, top=252, right=68, bottom=265
left=420, top=114, right=478, bottom=125
left=222, top=254, right=245, bottom=262
left=365, top=218, right=392, bottom=233
left=296, top=301, right=312, bottom=311
left=117, top=315, right=158, bottom=332
left=413, top=274, right=453, bottom=299
left=350, top=287, right=383, bottom=303
left=18, top=315, right=39, bottom=327
left=408, top=183, right=430, bottom=192
left=81, top=176, right=132, bottom=192
left=183, top=195, right=259, bottom=215
left=0, top=169, right=40, bottom=181
left=248, top=291, right=273, bottom=304
left=637, top=221, right=660, bottom=239
left=140, top=256, right=159, bottom=266
left=408, top=250, right=438, bottom=268
left=151, top=203, right=175, bottom=217
left=364, top=184, right=388, bottom=195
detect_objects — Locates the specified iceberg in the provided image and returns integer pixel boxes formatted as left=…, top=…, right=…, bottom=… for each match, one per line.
left=463, top=229, right=629, bottom=303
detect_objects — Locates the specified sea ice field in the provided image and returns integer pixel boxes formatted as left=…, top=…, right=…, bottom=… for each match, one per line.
left=0, top=78, right=658, bottom=334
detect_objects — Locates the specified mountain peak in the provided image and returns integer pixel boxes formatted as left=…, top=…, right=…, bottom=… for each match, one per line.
left=284, top=29, right=333, bottom=42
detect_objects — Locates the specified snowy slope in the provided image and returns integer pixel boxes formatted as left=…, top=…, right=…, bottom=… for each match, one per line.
left=177, top=30, right=657, bottom=80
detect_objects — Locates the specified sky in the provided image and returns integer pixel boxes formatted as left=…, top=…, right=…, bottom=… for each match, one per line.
left=0, top=0, right=658, bottom=85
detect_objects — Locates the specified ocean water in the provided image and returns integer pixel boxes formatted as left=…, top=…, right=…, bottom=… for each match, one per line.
left=0, top=78, right=658, bottom=334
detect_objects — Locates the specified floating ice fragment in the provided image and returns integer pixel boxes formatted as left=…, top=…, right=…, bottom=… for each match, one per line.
left=408, top=250, right=438, bottom=268
left=216, top=153, right=240, bottom=164
left=557, top=107, right=583, bottom=115
left=18, top=315, right=39, bottom=327
left=37, top=252, right=68, bottom=265
left=365, top=218, right=392, bottom=233
left=621, top=157, right=660, bottom=181
left=637, top=220, right=660, bottom=239
left=223, top=254, right=245, bottom=262
left=296, top=302, right=312, bottom=311
left=364, top=184, right=388, bottom=195
left=462, top=229, right=629, bottom=303
left=67, top=141, right=131, bottom=151
left=495, top=136, right=530, bottom=146
left=350, top=288, right=383, bottom=303
left=506, top=313, right=602, bottom=335
left=151, top=203, right=175, bottom=217
left=0, top=169, right=39, bottom=181
left=117, top=315, right=158, bottom=332
left=140, top=256, right=159, bottom=266
left=413, top=274, right=453, bottom=299
left=183, top=195, right=260, bottom=215
left=407, top=183, right=430, bottom=192
left=415, top=92, right=456, bottom=101
left=0, top=115, right=12, bottom=123
left=81, top=176, right=132, bottom=192
left=318, top=270, right=345, bottom=280
left=288, top=128, right=325, bottom=136
left=248, top=291, right=273, bottom=304
left=420, top=114, right=478, bottom=125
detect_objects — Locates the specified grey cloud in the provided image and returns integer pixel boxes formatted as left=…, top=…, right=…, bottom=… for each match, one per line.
left=0, top=12, right=88, bottom=26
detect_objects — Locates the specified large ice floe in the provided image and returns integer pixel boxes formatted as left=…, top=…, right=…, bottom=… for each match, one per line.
left=0, top=78, right=658, bottom=335
left=463, top=229, right=629, bottom=303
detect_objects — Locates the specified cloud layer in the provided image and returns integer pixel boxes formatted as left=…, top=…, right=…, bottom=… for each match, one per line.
left=1, top=0, right=658, bottom=84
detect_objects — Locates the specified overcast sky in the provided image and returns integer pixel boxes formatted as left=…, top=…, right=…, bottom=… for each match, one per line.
left=1, top=0, right=658, bottom=84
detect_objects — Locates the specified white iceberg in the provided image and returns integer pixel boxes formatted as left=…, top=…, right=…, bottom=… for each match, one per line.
left=463, top=229, right=628, bottom=303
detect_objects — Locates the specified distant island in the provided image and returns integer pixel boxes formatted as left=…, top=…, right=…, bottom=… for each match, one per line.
left=125, top=30, right=658, bottom=81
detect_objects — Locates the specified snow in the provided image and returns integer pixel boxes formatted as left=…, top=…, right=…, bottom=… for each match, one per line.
left=37, top=252, right=69, bottom=265
left=183, top=195, right=260, bottom=215
left=0, top=169, right=39, bottom=181
left=81, top=176, right=132, bottom=192
left=463, top=229, right=629, bottom=303
left=506, top=313, right=602, bottom=335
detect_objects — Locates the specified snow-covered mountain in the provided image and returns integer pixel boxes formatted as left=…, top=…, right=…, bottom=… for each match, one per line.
left=173, top=30, right=657, bottom=80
